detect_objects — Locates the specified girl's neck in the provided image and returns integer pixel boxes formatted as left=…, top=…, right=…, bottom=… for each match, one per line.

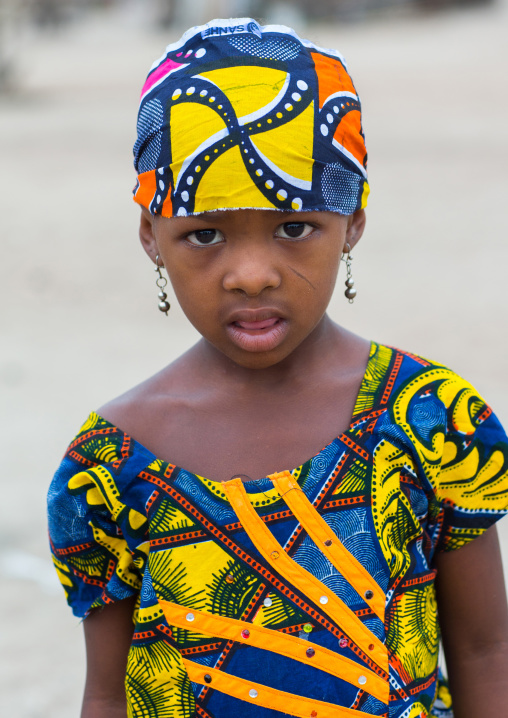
left=188, top=315, right=362, bottom=395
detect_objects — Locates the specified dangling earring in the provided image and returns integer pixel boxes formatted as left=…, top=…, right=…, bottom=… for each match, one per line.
left=342, top=242, right=357, bottom=303
left=155, top=254, right=170, bottom=315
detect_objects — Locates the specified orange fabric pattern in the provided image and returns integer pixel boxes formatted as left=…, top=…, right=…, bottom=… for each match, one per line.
left=223, top=478, right=388, bottom=673
left=333, top=110, right=367, bottom=168
left=183, top=658, right=380, bottom=718
left=270, top=471, right=385, bottom=621
left=310, top=51, right=358, bottom=108
left=159, top=599, right=387, bottom=702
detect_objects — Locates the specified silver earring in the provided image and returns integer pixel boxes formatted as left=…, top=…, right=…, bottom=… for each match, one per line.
left=155, top=255, right=170, bottom=315
left=342, top=242, right=357, bottom=303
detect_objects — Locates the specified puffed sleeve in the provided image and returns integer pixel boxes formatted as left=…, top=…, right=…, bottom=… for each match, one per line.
left=47, top=413, right=154, bottom=617
left=401, top=368, right=508, bottom=554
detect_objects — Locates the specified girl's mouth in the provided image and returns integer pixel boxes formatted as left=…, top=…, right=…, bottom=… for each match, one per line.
left=226, top=316, right=289, bottom=352
left=234, top=317, right=279, bottom=331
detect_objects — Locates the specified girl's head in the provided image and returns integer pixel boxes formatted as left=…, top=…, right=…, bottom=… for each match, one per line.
left=133, top=17, right=368, bottom=218
left=134, top=19, right=368, bottom=368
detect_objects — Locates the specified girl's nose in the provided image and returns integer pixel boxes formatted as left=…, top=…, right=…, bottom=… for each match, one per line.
left=222, top=247, right=282, bottom=297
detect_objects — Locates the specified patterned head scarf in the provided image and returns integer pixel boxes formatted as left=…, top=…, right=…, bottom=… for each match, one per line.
left=133, top=18, right=369, bottom=217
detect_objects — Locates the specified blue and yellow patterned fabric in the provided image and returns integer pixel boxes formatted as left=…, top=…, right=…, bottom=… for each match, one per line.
left=132, top=18, right=369, bottom=218
left=48, top=344, right=508, bottom=718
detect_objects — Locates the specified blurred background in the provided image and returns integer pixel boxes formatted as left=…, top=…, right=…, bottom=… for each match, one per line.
left=1, top=0, right=507, bottom=715
left=0, top=0, right=498, bottom=90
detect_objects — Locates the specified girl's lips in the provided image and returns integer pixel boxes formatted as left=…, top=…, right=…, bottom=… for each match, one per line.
left=234, top=317, right=279, bottom=331
left=226, top=317, right=289, bottom=352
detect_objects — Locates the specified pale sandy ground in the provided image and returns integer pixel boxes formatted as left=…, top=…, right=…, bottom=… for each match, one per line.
left=1, top=3, right=508, bottom=715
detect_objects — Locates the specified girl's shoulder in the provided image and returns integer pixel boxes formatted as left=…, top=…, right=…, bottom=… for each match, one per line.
left=70, top=341, right=503, bottom=465
left=358, top=341, right=493, bottom=419
left=366, top=342, right=507, bottom=453
left=95, top=349, right=204, bottom=458
left=47, top=361, right=190, bottom=513
left=62, top=341, right=505, bottom=488
left=359, top=343, right=508, bottom=555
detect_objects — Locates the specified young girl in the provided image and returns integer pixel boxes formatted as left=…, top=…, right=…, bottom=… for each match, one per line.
left=47, top=17, right=508, bottom=718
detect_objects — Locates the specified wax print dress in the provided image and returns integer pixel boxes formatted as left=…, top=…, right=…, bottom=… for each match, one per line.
left=48, top=344, right=508, bottom=718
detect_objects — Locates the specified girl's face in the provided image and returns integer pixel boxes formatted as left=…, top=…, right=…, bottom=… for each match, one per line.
left=141, top=208, right=365, bottom=370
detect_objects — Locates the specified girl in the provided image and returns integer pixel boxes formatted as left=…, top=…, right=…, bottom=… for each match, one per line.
left=47, top=17, right=508, bottom=718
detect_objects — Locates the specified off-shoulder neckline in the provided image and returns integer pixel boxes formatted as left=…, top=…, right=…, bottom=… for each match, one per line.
left=92, top=340, right=380, bottom=487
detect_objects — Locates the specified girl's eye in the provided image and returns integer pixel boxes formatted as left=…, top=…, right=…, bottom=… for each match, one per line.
left=186, top=229, right=224, bottom=246
left=276, top=222, right=314, bottom=240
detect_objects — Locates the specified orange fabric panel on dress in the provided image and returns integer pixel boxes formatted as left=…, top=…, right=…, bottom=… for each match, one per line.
left=223, top=479, right=388, bottom=673
left=311, top=52, right=357, bottom=109
left=333, top=110, right=366, bottom=169
left=183, top=658, right=381, bottom=718
left=270, top=471, right=385, bottom=622
left=159, top=599, right=388, bottom=702
left=133, top=169, right=157, bottom=210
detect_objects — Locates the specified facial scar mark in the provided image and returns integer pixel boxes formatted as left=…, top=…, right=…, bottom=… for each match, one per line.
left=288, top=266, right=316, bottom=290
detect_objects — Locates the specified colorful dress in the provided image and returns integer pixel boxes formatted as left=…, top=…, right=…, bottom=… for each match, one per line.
left=47, top=343, right=508, bottom=718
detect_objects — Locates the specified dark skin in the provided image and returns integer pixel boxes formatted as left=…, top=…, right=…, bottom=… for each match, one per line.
left=81, top=208, right=508, bottom=717
left=436, top=528, right=508, bottom=716
left=100, top=208, right=370, bottom=481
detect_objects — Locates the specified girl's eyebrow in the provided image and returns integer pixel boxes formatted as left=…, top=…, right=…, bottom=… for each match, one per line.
left=183, top=211, right=238, bottom=223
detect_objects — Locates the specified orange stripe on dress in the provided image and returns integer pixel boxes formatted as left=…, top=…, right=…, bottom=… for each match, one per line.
left=223, top=479, right=388, bottom=673
left=158, top=599, right=387, bottom=703
left=183, top=658, right=381, bottom=718
left=270, top=471, right=385, bottom=621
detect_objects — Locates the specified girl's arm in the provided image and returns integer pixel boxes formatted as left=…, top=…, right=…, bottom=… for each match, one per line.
left=81, top=596, right=137, bottom=718
left=435, top=524, right=508, bottom=718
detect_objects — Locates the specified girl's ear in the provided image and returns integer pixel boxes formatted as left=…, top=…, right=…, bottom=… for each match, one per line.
left=345, top=209, right=366, bottom=250
left=139, top=207, right=158, bottom=263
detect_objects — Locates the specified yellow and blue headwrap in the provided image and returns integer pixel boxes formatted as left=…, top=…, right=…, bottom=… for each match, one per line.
left=133, top=18, right=369, bottom=217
